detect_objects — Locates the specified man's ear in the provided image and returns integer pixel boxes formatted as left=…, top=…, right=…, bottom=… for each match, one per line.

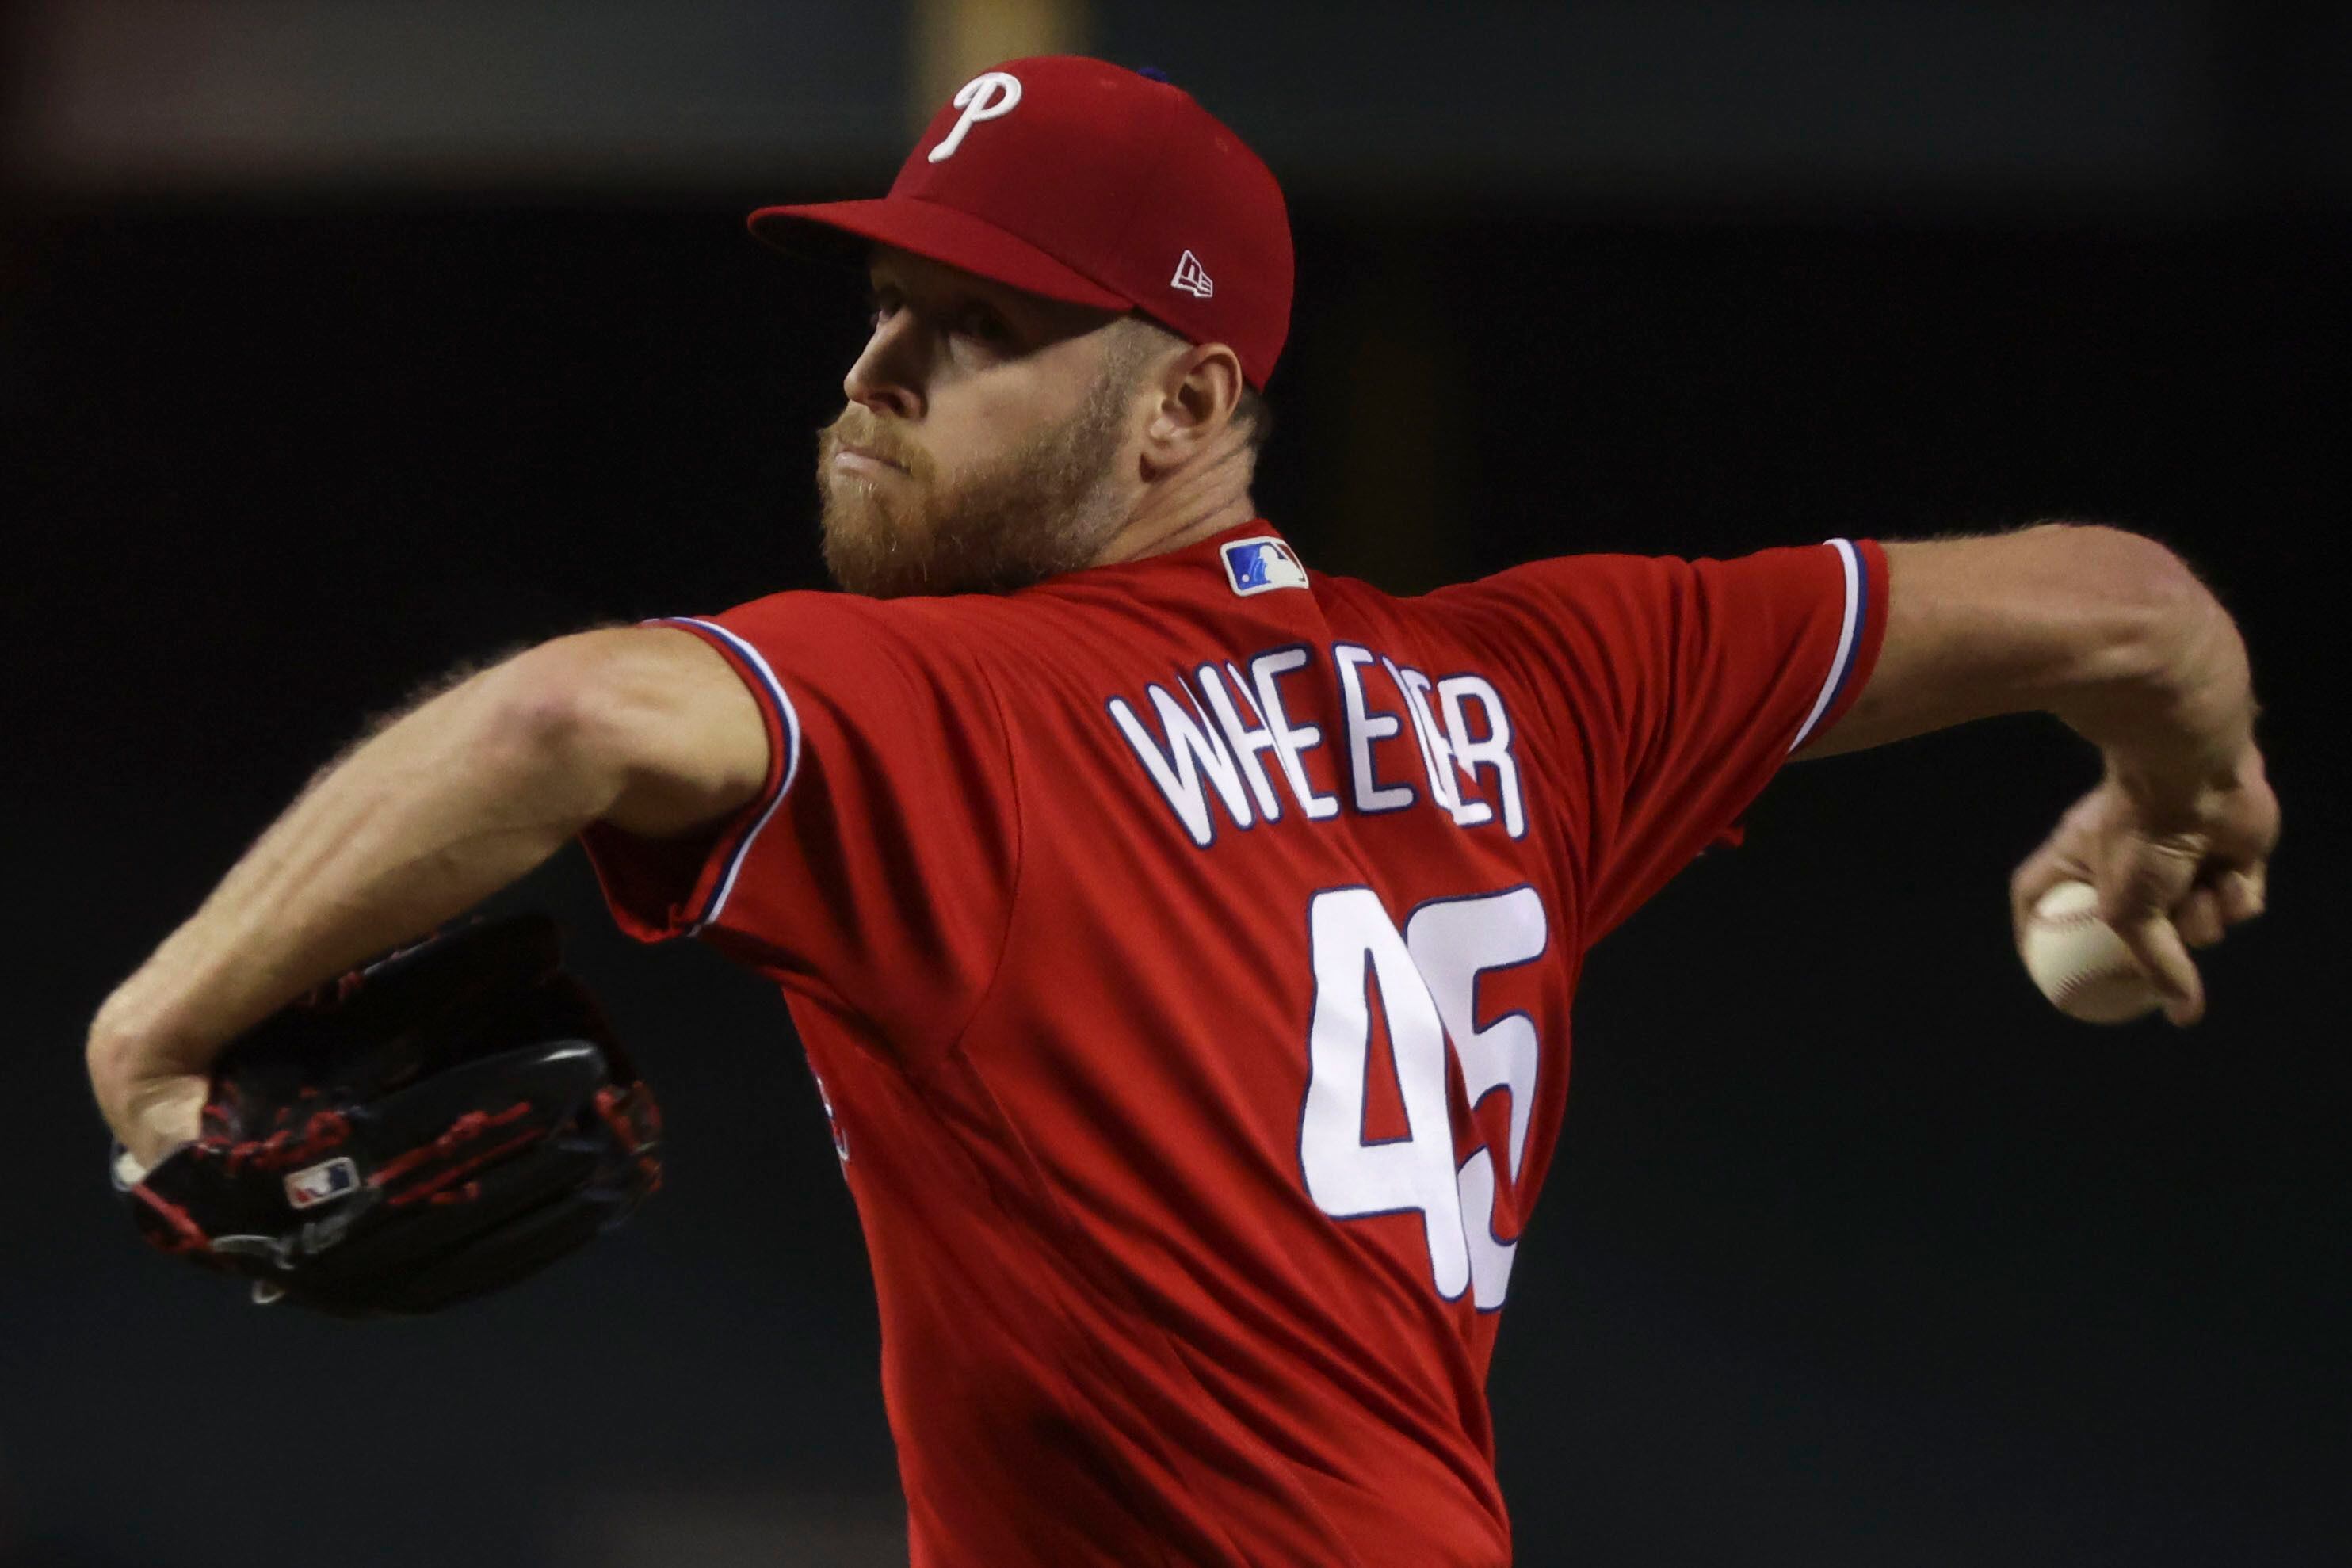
left=1139, top=342, right=1247, bottom=476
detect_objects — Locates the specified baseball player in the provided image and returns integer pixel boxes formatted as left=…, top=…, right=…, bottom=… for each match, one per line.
left=87, top=56, right=2278, bottom=1566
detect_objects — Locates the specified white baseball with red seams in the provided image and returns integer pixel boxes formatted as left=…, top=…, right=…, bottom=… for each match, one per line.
left=2022, top=879, right=2165, bottom=1023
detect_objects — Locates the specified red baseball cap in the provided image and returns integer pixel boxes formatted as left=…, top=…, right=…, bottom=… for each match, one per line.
left=748, top=56, right=1293, bottom=388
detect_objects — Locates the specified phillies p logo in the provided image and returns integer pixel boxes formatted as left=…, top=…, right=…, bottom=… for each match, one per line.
left=928, top=71, right=1023, bottom=163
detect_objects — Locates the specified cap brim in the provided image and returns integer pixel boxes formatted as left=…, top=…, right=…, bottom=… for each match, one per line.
left=747, top=199, right=1130, bottom=312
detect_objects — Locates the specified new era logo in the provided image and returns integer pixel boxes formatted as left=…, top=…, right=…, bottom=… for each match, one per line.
left=1170, top=250, right=1214, bottom=299
left=284, top=1157, right=360, bottom=1211
left=1220, top=536, right=1308, bottom=597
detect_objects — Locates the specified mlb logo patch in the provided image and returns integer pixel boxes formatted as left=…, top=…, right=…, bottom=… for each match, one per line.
left=1220, top=536, right=1308, bottom=597
left=284, top=1157, right=361, bottom=1211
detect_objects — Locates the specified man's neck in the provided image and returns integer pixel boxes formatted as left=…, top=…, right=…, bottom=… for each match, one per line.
left=1090, top=441, right=1259, bottom=567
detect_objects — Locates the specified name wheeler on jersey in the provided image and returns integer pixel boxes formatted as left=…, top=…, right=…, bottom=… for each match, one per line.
left=1108, top=639, right=1525, bottom=848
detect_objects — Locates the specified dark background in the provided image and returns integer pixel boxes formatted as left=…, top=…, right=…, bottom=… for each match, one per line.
left=4, top=4, right=2346, bottom=1565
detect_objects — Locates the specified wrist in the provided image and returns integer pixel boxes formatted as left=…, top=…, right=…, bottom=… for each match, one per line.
left=86, top=960, right=228, bottom=1093
left=2057, top=551, right=2255, bottom=807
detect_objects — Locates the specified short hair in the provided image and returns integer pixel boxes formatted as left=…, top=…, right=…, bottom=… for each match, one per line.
left=1231, top=384, right=1273, bottom=455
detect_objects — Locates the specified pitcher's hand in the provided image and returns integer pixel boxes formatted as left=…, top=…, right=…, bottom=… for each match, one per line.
left=89, top=1047, right=208, bottom=1174
left=2010, top=744, right=2278, bottom=1025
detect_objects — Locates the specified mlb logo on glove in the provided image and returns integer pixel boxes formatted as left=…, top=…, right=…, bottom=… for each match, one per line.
left=284, top=1157, right=360, bottom=1211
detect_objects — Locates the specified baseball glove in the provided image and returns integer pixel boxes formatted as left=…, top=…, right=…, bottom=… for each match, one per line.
left=111, top=914, right=662, bottom=1318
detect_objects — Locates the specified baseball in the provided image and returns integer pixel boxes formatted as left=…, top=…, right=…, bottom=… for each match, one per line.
left=2021, top=879, right=2163, bottom=1023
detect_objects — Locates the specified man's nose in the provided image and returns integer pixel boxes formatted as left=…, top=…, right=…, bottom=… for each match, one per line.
left=842, top=317, right=922, bottom=421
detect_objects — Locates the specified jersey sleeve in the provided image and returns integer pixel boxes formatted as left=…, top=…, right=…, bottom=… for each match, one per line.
left=578, top=593, right=1020, bottom=1072
left=1436, top=538, right=1888, bottom=944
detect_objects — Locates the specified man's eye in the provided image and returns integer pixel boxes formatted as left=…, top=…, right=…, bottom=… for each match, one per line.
left=958, top=307, right=1010, bottom=345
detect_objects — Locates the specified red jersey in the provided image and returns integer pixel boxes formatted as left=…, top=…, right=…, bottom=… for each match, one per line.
left=583, top=520, right=1888, bottom=1566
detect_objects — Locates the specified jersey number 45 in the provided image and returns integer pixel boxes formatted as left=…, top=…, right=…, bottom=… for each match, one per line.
left=1299, top=885, right=1549, bottom=1311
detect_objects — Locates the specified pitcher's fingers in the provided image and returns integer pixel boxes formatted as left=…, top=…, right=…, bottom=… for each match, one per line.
left=2113, top=912, right=2205, bottom=1026
left=2175, top=887, right=2225, bottom=948
left=2218, top=865, right=2266, bottom=923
